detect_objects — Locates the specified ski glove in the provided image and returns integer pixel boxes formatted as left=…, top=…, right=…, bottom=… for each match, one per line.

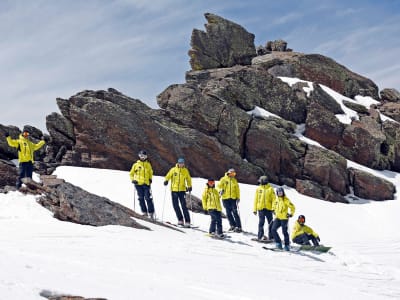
left=149, top=179, right=152, bottom=184
left=163, top=181, right=168, bottom=186
left=316, top=236, right=320, bottom=242
left=203, top=210, right=208, bottom=215
left=5, top=132, right=9, bottom=138
left=287, top=213, right=292, bottom=218
left=132, top=180, right=138, bottom=185
left=253, top=211, right=257, bottom=216
left=186, top=187, right=192, bottom=192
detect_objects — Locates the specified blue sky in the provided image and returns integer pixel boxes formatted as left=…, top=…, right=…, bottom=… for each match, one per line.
left=1, top=0, right=399, bottom=131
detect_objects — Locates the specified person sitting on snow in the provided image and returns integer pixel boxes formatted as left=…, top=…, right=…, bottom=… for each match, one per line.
left=291, top=215, right=320, bottom=246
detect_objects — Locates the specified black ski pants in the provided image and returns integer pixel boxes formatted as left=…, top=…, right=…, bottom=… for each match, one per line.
left=271, top=218, right=290, bottom=246
left=222, top=199, right=242, bottom=229
left=171, top=191, right=190, bottom=223
left=208, top=210, right=223, bottom=235
left=257, top=209, right=273, bottom=240
left=135, top=184, right=154, bottom=214
left=293, top=233, right=319, bottom=246
left=17, top=161, right=33, bottom=189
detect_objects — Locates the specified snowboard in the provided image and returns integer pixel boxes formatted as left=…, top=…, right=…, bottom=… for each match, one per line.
left=298, top=245, right=331, bottom=253
left=251, top=238, right=274, bottom=244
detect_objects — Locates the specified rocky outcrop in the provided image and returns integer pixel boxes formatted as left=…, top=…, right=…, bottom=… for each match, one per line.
left=1, top=13, right=397, bottom=203
left=380, top=88, right=400, bottom=102
left=253, top=52, right=379, bottom=99
left=189, top=13, right=256, bottom=70
left=0, top=160, right=17, bottom=188
left=349, top=168, right=396, bottom=201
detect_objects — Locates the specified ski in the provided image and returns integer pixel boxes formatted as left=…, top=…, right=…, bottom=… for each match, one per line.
left=251, top=238, right=274, bottom=244
left=165, top=221, right=199, bottom=229
left=205, top=233, right=231, bottom=240
left=262, top=246, right=296, bottom=252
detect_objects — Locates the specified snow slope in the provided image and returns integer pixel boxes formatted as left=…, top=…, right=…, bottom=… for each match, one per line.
left=0, top=166, right=399, bottom=300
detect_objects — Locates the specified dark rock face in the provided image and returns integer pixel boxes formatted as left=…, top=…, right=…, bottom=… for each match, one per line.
left=349, top=168, right=396, bottom=201
left=253, top=52, right=379, bottom=99
left=0, top=160, right=17, bottom=187
left=189, top=13, right=256, bottom=70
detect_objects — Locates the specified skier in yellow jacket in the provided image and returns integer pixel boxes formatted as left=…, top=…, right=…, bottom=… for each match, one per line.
left=5, top=126, right=45, bottom=189
left=271, top=187, right=295, bottom=251
left=202, top=178, right=225, bottom=238
left=291, top=215, right=320, bottom=246
left=218, top=168, right=242, bottom=232
left=129, top=150, right=155, bottom=219
left=164, top=158, right=192, bottom=227
left=253, top=176, right=275, bottom=241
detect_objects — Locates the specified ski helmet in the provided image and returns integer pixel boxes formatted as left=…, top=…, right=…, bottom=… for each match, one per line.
left=258, top=175, right=268, bottom=185
left=207, top=178, right=215, bottom=187
left=177, top=157, right=185, bottom=164
left=227, top=168, right=236, bottom=177
left=298, top=215, right=306, bottom=225
left=138, top=150, right=147, bottom=160
left=276, top=187, right=285, bottom=197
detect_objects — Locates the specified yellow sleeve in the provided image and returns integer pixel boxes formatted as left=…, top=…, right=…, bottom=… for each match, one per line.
left=6, top=136, right=19, bottom=148
left=289, top=199, right=295, bottom=216
left=185, top=168, right=192, bottom=187
left=202, top=189, right=208, bottom=210
left=129, top=163, right=136, bottom=181
left=165, top=167, right=173, bottom=181
left=32, top=140, right=45, bottom=151
left=253, top=188, right=259, bottom=212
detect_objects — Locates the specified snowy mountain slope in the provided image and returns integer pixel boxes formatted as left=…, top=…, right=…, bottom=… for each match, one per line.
left=1, top=165, right=399, bottom=299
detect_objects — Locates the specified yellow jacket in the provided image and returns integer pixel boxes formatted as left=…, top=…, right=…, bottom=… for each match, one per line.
left=6, top=135, right=45, bottom=163
left=202, top=187, right=222, bottom=211
left=291, top=221, right=319, bottom=240
left=253, top=183, right=275, bottom=212
left=217, top=173, right=240, bottom=200
left=129, top=160, right=153, bottom=185
left=272, top=195, right=295, bottom=220
left=164, top=165, right=192, bottom=192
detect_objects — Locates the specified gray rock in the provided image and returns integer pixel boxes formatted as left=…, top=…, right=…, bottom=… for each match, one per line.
left=380, top=88, right=400, bottom=102
left=189, top=13, right=256, bottom=70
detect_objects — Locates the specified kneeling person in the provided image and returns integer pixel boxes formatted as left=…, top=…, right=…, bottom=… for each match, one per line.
left=291, top=215, right=320, bottom=246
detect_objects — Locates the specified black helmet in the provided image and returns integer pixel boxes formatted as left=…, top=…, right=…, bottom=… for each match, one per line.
left=207, top=178, right=215, bottom=187
left=298, top=215, right=306, bottom=225
left=258, top=175, right=268, bottom=185
left=276, top=187, right=285, bottom=196
left=138, top=150, right=147, bottom=159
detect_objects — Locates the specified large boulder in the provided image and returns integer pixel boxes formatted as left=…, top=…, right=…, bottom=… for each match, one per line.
left=0, top=160, right=17, bottom=188
left=380, top=88, right=400, bottom=102
left=189, top=13, right=256, bottom=70
left=349, top=168, right=395, bottom=201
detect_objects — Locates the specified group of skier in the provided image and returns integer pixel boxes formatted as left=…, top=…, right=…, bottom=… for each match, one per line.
left=129, top=150, right=321, bottom=250
left=4, top=129, right=321, bottom=251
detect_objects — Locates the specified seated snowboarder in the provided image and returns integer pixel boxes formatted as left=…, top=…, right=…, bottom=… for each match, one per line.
left=291, top=215, right=320, bottom=246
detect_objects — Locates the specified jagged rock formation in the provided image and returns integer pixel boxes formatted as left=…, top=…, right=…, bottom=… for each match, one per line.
left=189, top=13, right=256, bottom=70
left=0, top=13, right=398, bottom=203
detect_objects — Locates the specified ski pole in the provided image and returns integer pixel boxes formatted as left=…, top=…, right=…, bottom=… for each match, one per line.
left=189, top=191, right=193, bottom=225
left=133, top=184, right=136, bottom=212
left=150, top=186, right=156, bottom=220
left=161, top=185, right=167, bottom=222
